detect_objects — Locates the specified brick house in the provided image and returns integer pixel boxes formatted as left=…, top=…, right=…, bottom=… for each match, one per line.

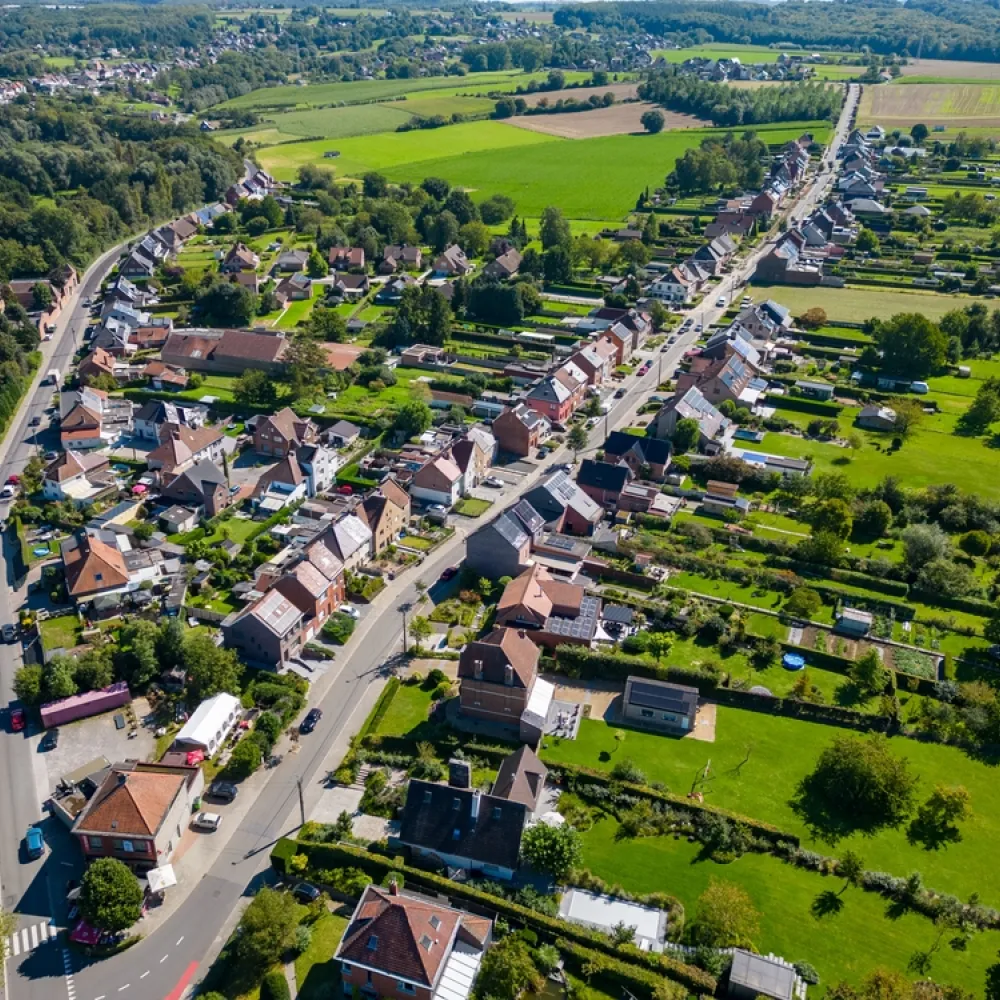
left=410, top=455, right=463, bottom=508
left=159, top=459, right=231, bottom=519
left=458, top=627, right=539, bottom=725
left=492, top=403, right=550, bottom=458
left=336, top=884, right=491, bottom=1000
left=359, top=478, right=411, bottom=554
left=274, top=557, right=345, bottom=644
left=601, top=431, right=672, bottom=481
left=254, top=407, right=319, bottom=458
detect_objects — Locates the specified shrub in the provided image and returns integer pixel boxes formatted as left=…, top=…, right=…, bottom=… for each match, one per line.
left=422, top=668, right=448, bottom=690
left=261, top=970, right=291, bottom=1000
left=431, top=681, right=451, bottom=701
left=294, top=924, right=312, bottom=955
left=610, top=759, right=647, bottom=784
left=794, top=962, right=820, bottom=985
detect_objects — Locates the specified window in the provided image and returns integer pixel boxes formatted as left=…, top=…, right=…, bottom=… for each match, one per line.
left=640, top=708, right=653, bottom=719
left=367, top=936, right=378, bottom=951
left=661, top=713, right=676, bottom=723
left=88, top=836, right=103, bottom=849
left=430, top=916, right=441, bottom=931
left=341, top=964, right=352, bottom=975
left=452, top=798, right=460, bottom=810
left=423, top=790, right=432, bottom=805
left=452, top=828, right=461, bottom=840
left=122, top=840, right=134, bottom=853
left=398, top=983, right=416, bottom=995
left=492, top=807, right=502, bottom=820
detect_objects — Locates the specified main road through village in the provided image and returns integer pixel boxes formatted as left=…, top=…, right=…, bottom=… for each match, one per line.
left=0, top=85, right=858, bottom=1000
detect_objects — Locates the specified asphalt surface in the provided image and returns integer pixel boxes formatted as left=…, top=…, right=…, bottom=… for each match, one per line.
left=0, top=87, right=860, bottom=1000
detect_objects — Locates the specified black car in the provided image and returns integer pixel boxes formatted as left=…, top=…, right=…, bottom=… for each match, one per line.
left=41, top=728, right=59, bottom=751
left=29, top=416, right=40, bottom=427
left=299, top=708, right=322, bottom=734
left=292, top=883, right=321, bottom=903
left=2, top=623, right=17, bottom=643
left=208, top=780, right=238, bottom=803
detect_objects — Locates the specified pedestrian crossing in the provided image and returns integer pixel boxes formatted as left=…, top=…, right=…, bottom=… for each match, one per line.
left=3, top=921, right=59, bottom=958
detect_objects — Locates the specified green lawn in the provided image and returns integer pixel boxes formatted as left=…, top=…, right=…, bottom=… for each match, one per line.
left=577, top=818, right=994, bottom=993
left=749, top=286, right=986, bottom=324
left=453, top=497, right=493, bottom=517
left=295, top=910, right=350, bottom=1000
left=542, top=710, right=1000, bottom=911
left=39, top=614, right=80, bottom=651
left=375, top=682, right=434, bottom=737
left=276, top=295, right=317, bottom=329
left=217, top=102, right=415, bottom=145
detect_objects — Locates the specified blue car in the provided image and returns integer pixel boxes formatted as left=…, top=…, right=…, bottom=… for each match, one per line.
left=25, top=826, right=44, bottom=860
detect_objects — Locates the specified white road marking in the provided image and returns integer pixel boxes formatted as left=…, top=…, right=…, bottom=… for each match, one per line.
left=160, top=954, right=168, bottom=963
left=20, top=928, right=29, bottom=952
left=117, top=985, right=129, bottom=992
left=176, top=936, right=184, bottom=945
left=140, top=971, right=149, bottom=979
left=30, top=923, right=39, bottom=948
left=49, top=922, right=59, bottom=939
left=11, top=933, right=20, bottom=956
left=95, top=995, right=106, bottom=999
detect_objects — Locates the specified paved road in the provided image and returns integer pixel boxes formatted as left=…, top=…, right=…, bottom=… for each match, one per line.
left=0, top=89, right=859, bottom=1000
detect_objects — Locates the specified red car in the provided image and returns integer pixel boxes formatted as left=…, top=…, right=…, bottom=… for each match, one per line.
left=337, top=485, right=353, bottom=496
left=10, top=708, right=25, bottom=732
left=440, top=566, right=458, bottom=582
left=6, top=475, right=19, bottom=486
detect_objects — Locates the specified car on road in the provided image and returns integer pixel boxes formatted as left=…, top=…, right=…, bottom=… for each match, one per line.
left=715, top=297, right=726, bottom=307
left=482, top=476, right=504, bottom=488
left=614, top=388, right=627, bottom=399
left=192, top=812, right=222, bottom=832
left=40, top=728, right=59, bottom=751
left=208, top=781, right=238, bottom=803
left=2, top=623, right=17, bottom=643
left=339, top=603, right=361, bottom=620
left=548, top=462, right=572, bottom=473
left=299, top=707, right=323, bottom=734
left=440, top=566, right=459, bottom=582
left=25, top=826, right=44, bottom=859
left=292, top=883, right=321, bottom=903
left=9, top=707, right=25, bottom=732
left=536, top=447, right=550, bottom=459
left=29, top=415, right=40, bottom=427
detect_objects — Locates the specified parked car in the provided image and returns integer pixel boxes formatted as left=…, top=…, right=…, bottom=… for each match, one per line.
left=292, top=883, right=321, bottom=903
left=9, top=707, right=25, bottom=732
left=336, top=485, right=353, bottom=495
left=0, top=485, right=15, bottom=500
left=44, top=451, right=58, bottom=461
left=537, top=447, right=550, bottom=459
left=208, top=781, right=238, bottom=803
left=2, top=623, right=17, bottom=643
left=40, top=729, right=59, bottom=751
left=25, top=826, right=44, bottom=859
left=192, top=812, right=222, bottom=832
left=440, top=566, right=458, bottom=582
left=482, top=476, right=503, bottom=488
left=614, top=388, right=627, bottom=398
left=339, top=604, right=360, bottom=620
left=299, top=708, right=322, bottom=734
left=29, top=416, right=40, bottom=427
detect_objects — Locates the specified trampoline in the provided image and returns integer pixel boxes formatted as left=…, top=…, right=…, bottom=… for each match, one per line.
left=782, top=652, right=806, bottom=672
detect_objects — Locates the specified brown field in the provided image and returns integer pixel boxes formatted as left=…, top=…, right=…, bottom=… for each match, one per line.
left=899, top=58, right=1000, bottom=80
left=499, top=10, right=554, bottom=22
left=502, top=102, right=707, bottom=139
left=858, top=82, right=1000, bottom=128
left=520, top=82, right=639, bottom=107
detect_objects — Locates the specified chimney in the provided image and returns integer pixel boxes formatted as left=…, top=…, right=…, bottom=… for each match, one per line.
left=448, top=759, right=472, bottom=790
left=504, top=664, right=514, bottom=687
left=389, top=878, right=400, bottom=896
left=470, top=790, right=481, bottom=820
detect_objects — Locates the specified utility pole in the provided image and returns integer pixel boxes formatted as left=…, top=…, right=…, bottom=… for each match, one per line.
left=296, top=775, right=305, bottom=827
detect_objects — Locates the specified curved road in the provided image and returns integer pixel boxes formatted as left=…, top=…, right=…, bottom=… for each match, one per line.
left=0, top=86, right=858, bottom=1000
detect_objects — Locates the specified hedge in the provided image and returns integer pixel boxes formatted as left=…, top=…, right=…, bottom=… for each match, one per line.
left=261, top=971, right=291, bottom=1000
left=271, top=839, right=715, bottom=993
left=359, top=677, right=400, bottom=741
left=552, top=644, right=721, bottom=692
left=909, top=588, right=994, bottom=618
left=764, top=393, right=843, bottom=417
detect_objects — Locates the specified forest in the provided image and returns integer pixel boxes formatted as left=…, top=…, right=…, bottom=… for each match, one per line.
left=555, top=0, right=1000, bottom=62
left=638, top=74, right=842, bottom=128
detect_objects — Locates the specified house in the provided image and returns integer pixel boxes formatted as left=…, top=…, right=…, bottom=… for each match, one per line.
left=328, top=246, right=365, bottom=271
left=458, top=625, right=540, bottom=725
left=162, top=329, right=289, bottom=375
left=274, top=273, right=312, bottom=304
left=857, top=404, right=897, bottom=431
left=172, top=692, right=242, bottom=755
left=400, top=344, right=446, bottom=367
left=491, top=745, right=548, bottom=811
left=376, top=273, right=418, bottom=304
left=61, top=530, right=140, bottom=604
left=71, top=760, right=204, bottom=870
left=794, top=380, right=835, bottom=401
left=753, top=232, right=824, bottom=286
left=410, top=455, right=463, bottom=509
left=142, top=361, right=188, bottom=391
left=359, top=478, right=411, bottom=554
left=337, top=884, right=491, bottom=1000
left=466, top=424, right=497, bottom=464
left=60, top=388, right=134, bottom=450
left=432, top=244, right=471, bottom=277
left=522, top=471, right=603, bottom=536
left=316, top=514, right=373, bottom=574
left=42, top=450, right=114, bottom=505
left=569, top=344, right=613, bottom=386
left=645, top=266, right=697, bottom=305
left=691, top=233, right=737, bottom=275
left=623, top=676, right=699, bottom=735
left=159, top=459, right=232, bottom=519
left=330, top=273, right=370, bottom=300
left=492, top=403, right=550, bottom=458
left=296, top=444, right=341, bottom=496
left=835, top=607, right=873, bottom=637
left=525, top=375, right=577, bottom=425
left=221, top=242, right=260, bottom=273
left=576, top=458, right=632, bottom=510
left=653, top=387, right=731, bottom=454
left=602, top=431, right=672, bottom=481
left=495, top=564, right=600, bottom=649
left=274, top=555, right=345, bottom=643
left=133, top=400, right=207, bottom=442
left=254, top=407, right=318, bottom=458
left=119, top=249, right=156, bottom=278
left=701, top=480, right=751, bottom=519
left=451, top=435, right=491, bottom=492
left=484, top=248, right=522, bottom=280
left=222, top=588, right=304, bottom=670
left=78, top=347, right=117, bottom=384
left=147, top=425, right=225, bottom=477
left=465, top=500, right=544, bottom=580
left=158, top=505, right=199, bottom=534
left=676, top=352, right=758, bottom=408
left=379, top=245, right=423, bottom=274
left=727, top=950, right=798, bottom=1000
left=254, top=454, right=309, bottom=513
left=276, top=249, right=310, bottom=273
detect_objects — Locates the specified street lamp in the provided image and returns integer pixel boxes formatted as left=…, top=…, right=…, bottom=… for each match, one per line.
left=398, top=601, right=412, bottom=655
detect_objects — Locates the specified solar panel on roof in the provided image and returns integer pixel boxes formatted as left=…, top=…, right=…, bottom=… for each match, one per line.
left=628, top=680, right=697, bottom=715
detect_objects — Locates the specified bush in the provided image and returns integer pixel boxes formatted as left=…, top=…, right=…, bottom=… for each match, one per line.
left=294, top=924, right=313, bottom=955
left=795, top=961, right=821, bottom=985
left=422, top=668, right=448, bottom=690
left=226, top=738, right=262, bottom=780
left=323, top=612, right=357, bottom=645
left=431, top=681, right=452, bottom=701
left=610, top=759, right=647, bottom=784
left=261, top=970, right=291, bottom=1000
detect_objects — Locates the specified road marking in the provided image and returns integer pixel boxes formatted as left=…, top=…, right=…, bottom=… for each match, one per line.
left=117, top=985, right=129, bottom=992
left=49, top=922, right=59, bottom=939
left=30, top=923, right=38, bottom=948
left=95, top=995, right=105, bottom=999
left=62, top=946, right=76, bottom=1000
left=11, top=932, right=19, bottom=956
left=165, top=960, right=199, bottom=1000
left=140, top=971, right=149, bottom=979
left=176, top=935, right=184, bottom=945
left=160, top=955, right=169, bottom=963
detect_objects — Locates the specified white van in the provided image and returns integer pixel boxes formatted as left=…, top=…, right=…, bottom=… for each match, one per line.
left=910, top=381, right=929, bottom=395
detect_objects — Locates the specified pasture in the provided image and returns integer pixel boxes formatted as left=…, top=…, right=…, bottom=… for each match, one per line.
left=858, top=82, right=1000, bottom=127
left=503, top=102, right=705, bottom=139
left=750, top=285, right=985, bottom=324
left=651, top=43, right=810, bottom=64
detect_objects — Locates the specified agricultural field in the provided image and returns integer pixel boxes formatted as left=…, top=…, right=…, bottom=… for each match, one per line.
left=503, top=102, right=705, bottom=140
left=750, top=286, right=985, bottom=324
left=217, top=103, right=416, bottom=145
left=896, top=57, right=1000, bottom=82
left=858, top=82, right=1000, bottom=128
left=651, top=43, right=812, bottom=64
left=518, top=82, right=639, bottom=107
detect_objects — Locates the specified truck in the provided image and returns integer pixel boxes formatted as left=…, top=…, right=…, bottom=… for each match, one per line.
left=46, top=368, right=60, bottom=386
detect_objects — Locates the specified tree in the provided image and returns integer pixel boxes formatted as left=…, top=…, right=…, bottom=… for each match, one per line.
left=796, top=734, right=917, bottom=835
left=262, top=970, right=292, bottom=1000
left=479, top=194, right=515, bottom=225
left=458, top=220, right=491, bottom=258
left=856, top=500, right=893, bottom=539
left=911, top=123, right=930, bottom=145
left=285, top=335, right=329, bottom=397
left=957, top=379, right=1000, bottom=435
left=395, top=399, right=433, bottom=439
left=851, top=648, right=892, bottom=698
left=648, top=632, right=673, bottom=662
left=519, top=823, right=582, bottom=881
left=194, top=278, right=257, bottom=328
left=227, top=737, right=262, bottom=780
left=916, top=558, right=977, bottom=599
left=305, top=305, right=348, bottom=343
left=543, top=245, right=572, bottom=284
left=796, top=530, right=845, bottom=566
left=539, top=205, right=571, bottom=251
left=156, top=616, right=186, bottom=671
left=79, top=858, right=142, bottom=933
left=116, top=619, right=161, bottom=689
left=0, top=907, right=14, bottom=987
left=785, top=587, right=822, bottom=619
left=236, top=887, right=299, bottom=969
left=409, top=616, right=432, bottom=650
left=874, top=313, right=948, bottom=378
left=856, top=228, right=881, bottom=255
left=184, top=632, right=242, bottom=701
left=474, top=936, right=542, bottom=1000
left=837, top=850, right=865, bottom=894
left=909, top=785, right=971, bottom=849
left=13, top=663, right=43, bottom=705
left=640, top=109, right=666, bottom=134
left=811, top=498, right=853, bottom=540
left=567, top=424, right=588, bottom=457
left=307, top=249, right=327, bottom=279
left=672, top=417, right=701, bottom=453
left=902, top=523, right=951, bottom=572
left=798, top=307, right=828, bottom=330
left=234, top=368, right=278, bottom=407
left=691, top=878, right=760, bottom=950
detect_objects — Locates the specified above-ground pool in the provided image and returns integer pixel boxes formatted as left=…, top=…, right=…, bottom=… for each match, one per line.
left=782, top=652, right=806, bottom=671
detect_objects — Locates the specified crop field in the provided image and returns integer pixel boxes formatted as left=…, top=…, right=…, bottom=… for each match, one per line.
left=503, top=102, right=706, bottom=139
left=859, top=83, right=1000, bottom=127
left=217, top=70, right=591, bottom=111
left=750, top=286, right=984, bottom=324
left=897, top=57, right=1000, bottom=81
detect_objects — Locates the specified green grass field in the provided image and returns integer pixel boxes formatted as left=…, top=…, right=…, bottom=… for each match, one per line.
left=376, top=683, right=435, bottom=736
left=750, top=286, right=986, bottom=324
left=651, top=44, right=810, bottom=64
left=542, top=710, right=1000, bottom=909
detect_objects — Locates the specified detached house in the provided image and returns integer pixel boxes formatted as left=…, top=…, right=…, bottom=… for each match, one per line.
left=492, top=403, right=550, bottom=458
left=458, top=626, right=540, bottom=726
left=484, top=248, right=522, bottom=280
left=379, top=245, right=423, bottom=274
left=254, top=407, right=319, bottom=458
left=495, top=564, right=600, bottom=649
left=432, top=244, right=471, bottom=277
left=328, top=246, right=365, bottom=271
left=654, top=386, right=731, bottom=454
left=466, top=500, right=544, bottom=580
left=42, top=450, right=114, bottom=505
left=222, top=588, right=304, bottom=670
left=159, top=459, right=232, bottom=519
left=221, top=242, right=260, bottom=274
left=602, top=431, right=672, bottom=481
